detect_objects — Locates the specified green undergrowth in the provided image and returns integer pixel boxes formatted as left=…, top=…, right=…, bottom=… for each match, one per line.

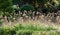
left=0, top=23, right=60, bottom=35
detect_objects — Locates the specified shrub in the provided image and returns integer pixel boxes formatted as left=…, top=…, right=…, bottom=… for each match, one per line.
left=20, top=4, right=35, bottom=11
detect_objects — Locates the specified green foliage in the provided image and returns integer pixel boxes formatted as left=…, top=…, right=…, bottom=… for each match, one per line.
left=0, top=0, right=14, bottom=17
left=50, top=0, right=59, bottom=6
left=12, top=5, right=17, bottom=9
left=0, top=23, right=60, bottom=35
left=0, top=19, right=3, bottom=26
left=0, top=0, right=12, bottom=10
left=0, top=28, right=4, bottom=35
left=13, top=23, right=56, bottom=31
left=33, top=0, right=49, bottom=4
left=16, top=30, right=32, bottom=35
left=5, top=6, right=14, bottom=13
left=20, top=4, right=35, bottom=11
left=0, top=27, right=16, bottom=35
left=13, top=23, right=24, bottom=31
left=12, top=0, right=21, bottom=5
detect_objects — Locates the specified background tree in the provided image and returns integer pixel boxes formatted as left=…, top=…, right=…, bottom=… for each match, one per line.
left=21, top=0, right=49, bottom=10
left=0, top=0, right=13, bottom=17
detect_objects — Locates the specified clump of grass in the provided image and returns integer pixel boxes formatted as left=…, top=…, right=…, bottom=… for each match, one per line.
left=15, top=23, right=56, bottom=31
left=16, top=30, right=33, bottom=35
left=32, top=31, right=60, bottom=35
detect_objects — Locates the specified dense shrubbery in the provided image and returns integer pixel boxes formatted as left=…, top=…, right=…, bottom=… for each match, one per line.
left=0, top=23, right=60, bottom=35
